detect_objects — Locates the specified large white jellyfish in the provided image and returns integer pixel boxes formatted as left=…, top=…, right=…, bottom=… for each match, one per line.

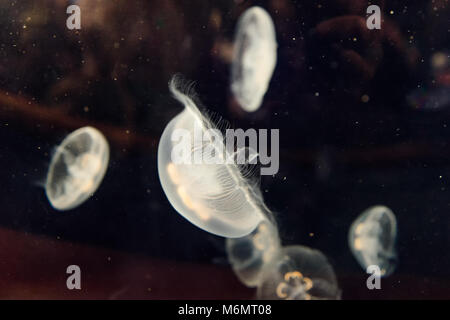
left=157, top=76, right=270, bottom=238
left=257, top=245, right=341, bottom=300
left=226, top=220, right=280, bottom=287
left=231, top=6, right=277, bottom=112
left=348, top=205, right=398, bottom=276
left=45, top=126, right=110, bottom=211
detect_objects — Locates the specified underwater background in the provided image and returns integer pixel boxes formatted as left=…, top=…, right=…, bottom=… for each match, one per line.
left=0, top=0, right=448, bottom=299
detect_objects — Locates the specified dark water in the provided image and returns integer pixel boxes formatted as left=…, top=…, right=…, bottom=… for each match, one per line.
left=0, top=0, right=449, bottom=299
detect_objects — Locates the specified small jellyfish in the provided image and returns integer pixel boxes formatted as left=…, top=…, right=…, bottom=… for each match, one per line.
left=45, top=126, right=110, bottom=210
left=407, top=86, right=450, bottom=111
left=257, top=245, right=341, bottom=300
left=348, top=205, right=398, bottom=276
left=158, top=76, right=269, bottom=238
left=226, top=220, right=280, bottom=287
left=231, top=6, right=277, bottom=112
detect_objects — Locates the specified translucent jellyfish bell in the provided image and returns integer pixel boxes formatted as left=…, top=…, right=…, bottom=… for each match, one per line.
left=348, top=205, right=398, bottom=276
left=257, top=245, right=341, bottom=300
left=231, top=6, right=277, bottom=112
left=45, top=126, right=110, bottom=211
left=157, top=76, right=268, bottom=238
left=226, top=220, right=281, bottom=287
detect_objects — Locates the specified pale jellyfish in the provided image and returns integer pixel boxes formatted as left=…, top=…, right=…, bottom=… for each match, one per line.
left=231, top=6, right=277, bottom=112
left=157, top=75, right=270, bottom=238
left=348, top=205, right=398, bottom=276
left=45, top=126, right=110, bottom=211
left=257, top=245, right=341, bottom=300
left=226, top=220, right=281, bottom=287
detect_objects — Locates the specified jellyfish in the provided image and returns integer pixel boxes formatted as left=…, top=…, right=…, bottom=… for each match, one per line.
left=257, top=245, right=341, bottom=300
left=231, top=6, right=277, bottom=112
left=226, top=220, right=281, bottom=287
left=407, top=86, right=450, bottom=111
left=348, top=205, right=398, bottom=276
left=157, top=75, right=271, bottom=238
left=45, top=126, right=110, bottom=211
